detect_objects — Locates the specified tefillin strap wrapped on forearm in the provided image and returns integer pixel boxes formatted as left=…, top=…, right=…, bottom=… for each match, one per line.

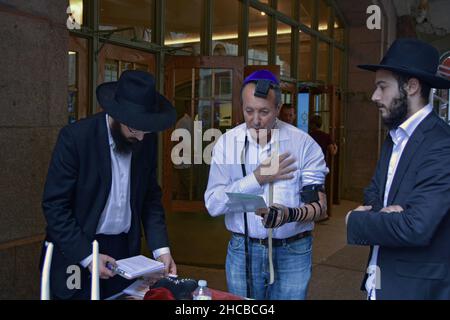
left=262, top=185, right=326, bottom=228
left=254, top=79, right=272, bottom=98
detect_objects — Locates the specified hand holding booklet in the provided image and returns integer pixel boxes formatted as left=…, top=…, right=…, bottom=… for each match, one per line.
left=110, top=255, right=165, bottom=280
left=225, top=192, right=267, bottom=213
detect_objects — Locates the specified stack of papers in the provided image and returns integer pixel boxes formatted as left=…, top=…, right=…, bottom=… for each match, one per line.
left=115, top=255, right=165, bottom=280
left=122, top=279, right=152, bottom=299
left=225, top=192, right=267, bottom=213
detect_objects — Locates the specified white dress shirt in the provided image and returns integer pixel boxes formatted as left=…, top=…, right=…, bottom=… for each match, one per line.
left=80, top=115, right=169, bottom=267
left=366, top=104, right=433, bottom=300
left=204, top=120, right=328, bottom=239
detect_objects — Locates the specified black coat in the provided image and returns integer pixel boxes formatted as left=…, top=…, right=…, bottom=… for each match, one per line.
left=347, top=111, right=450, bottom=300
left=40, top=112, right=169, bottom=298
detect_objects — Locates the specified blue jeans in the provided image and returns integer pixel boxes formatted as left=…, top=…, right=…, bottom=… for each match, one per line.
left=225, top=233, right=312, bottom=300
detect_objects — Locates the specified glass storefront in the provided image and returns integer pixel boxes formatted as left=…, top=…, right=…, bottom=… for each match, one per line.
left=68, top=0, right=347, bottom=212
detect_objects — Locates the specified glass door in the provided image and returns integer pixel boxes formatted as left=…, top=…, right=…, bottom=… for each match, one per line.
left=298, top=84, right=341, bottom=213
left=164, top=56, right=244, bottom=213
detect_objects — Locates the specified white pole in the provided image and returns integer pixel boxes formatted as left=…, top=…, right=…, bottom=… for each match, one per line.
left=91, top=240, right=100, bottom=300
left=40, top=241, right=54, bottom=300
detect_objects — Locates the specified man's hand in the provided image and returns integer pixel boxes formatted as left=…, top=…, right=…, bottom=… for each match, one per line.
left=380, top=205, right=404, bottom=213
left=254, top=152, right=296, bottom=186
left=256, top=203, right=288, bottom=228
left=345, top=205, right=372, bottom=225
left=88, top=254, right=116, bottom=279
left=157, top=253, right=177, bottom=276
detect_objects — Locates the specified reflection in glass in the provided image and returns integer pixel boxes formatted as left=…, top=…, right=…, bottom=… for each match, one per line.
left=298, top=33, right=312, bottom=81
left=312, top=94, right=330, bottom=134
left=173, top=98, right=195, bottom=201
left=215, top=101, right=232, bottom=128
left=197, top=69, right=213, bottom=99
left=99, top=0, right=153, bottom=42
left=165, top=0, right=201, bottom=55
left=172, top=67, right=233, bottom=201
left=214, top=69, right=232, bottom=100
left=68, top=51, right=78, bottom=124
left=121, top=61, right=133, bottom=73
left=213, top=0, right=239, bottom=56
left=277, top=21, right=292, bottom=78
left=248, top=6, right=268, bottom=65
left=104, top=59, right=119, bottom=82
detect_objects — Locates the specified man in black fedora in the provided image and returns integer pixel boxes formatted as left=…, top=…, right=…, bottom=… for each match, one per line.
left=346, top=38, right=450, bottom=300
left=40, top=70, right=177, bottom=299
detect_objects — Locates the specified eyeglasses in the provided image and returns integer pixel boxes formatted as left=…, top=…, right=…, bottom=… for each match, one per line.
left=127, top=126, right=151, bottom=135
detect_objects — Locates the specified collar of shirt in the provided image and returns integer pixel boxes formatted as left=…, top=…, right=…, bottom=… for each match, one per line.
left=106, top=114, right=116, bottom=150
left=389, top=104, right=432, bottom=145
left=237, top=119, right=290, bottom=150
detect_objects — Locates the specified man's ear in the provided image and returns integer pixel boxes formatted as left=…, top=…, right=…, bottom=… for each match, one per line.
left=405, top=78, right=421, bottom=97
left=276, top=104, right=282, bottom=117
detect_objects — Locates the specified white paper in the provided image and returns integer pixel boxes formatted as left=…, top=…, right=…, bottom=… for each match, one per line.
left=122, top=279, right=152, bottom=299
left=225, top=192, right=267, bottom=213
left=116, top=255, right=165, bottom=280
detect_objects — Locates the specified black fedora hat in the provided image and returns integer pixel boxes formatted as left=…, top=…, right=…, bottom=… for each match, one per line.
left=358, top=38, right=450, bottom=89
left=96, top=70, right=177, bottom=132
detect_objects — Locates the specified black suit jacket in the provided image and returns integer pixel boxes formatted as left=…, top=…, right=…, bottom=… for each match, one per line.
left=40, top=112, right=169, bottom=298
left=347, top=111, right=450, bottom=300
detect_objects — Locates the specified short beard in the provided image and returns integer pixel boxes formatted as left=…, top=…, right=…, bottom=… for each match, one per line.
left=379, top=88, right=409, bottom=130
left=110, top=120, right=138, bottom=154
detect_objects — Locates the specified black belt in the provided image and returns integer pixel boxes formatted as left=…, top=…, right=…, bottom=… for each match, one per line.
left=233, top=230, right=312, bottom=247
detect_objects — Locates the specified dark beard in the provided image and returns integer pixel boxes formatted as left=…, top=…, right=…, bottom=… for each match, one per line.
left=379, top=90, right=409, bottom=130
left=110, top=120, right=139, bottom=154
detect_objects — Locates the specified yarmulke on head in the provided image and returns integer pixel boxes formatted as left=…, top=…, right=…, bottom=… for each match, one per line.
left=242, top=70, right=280, bottom=99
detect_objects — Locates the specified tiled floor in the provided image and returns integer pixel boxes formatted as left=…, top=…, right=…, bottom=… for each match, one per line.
left=163, top=200, right=369, bottom=300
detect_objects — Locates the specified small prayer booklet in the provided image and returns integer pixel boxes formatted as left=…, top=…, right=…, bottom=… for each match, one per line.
left=115, top=255, right=165, bottom=280
left=225, top=192, right=267, bottom=213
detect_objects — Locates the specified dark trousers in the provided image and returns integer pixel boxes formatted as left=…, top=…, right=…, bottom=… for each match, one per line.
left=68, top=233, right=134, bottom=300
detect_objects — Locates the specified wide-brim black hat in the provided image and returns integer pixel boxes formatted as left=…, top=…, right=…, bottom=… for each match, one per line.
left=358, top=38, right=450, bottom=89
left=96, top=70, right=177, bottom=132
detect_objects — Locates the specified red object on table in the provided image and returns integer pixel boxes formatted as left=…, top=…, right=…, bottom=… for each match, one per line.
left=143, top=287, right=243, bottom=300
left=144, top=287, right=175, bottom=300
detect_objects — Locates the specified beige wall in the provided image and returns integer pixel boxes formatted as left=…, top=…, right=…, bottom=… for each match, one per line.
left=0, top=0, right=69, bottom=299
